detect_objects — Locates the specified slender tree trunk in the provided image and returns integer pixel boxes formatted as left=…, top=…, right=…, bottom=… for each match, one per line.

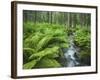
left=73, top=14, right=76, bottom=28
left=34, top=11, right=37, bottom=23
left=51, top=12, right=52, bottom=24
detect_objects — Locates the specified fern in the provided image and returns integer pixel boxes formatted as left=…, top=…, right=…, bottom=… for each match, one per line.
left=23, top=59, right=37, bottom=69
left=34, top=58, right=61, bottom=68
left=36, top=35, right=53, bottom=51
left=23, top=22, right=69, bottom=69
left=23, top=48, right=35, bottom=54
left=29, top=46, right=59, bottom=60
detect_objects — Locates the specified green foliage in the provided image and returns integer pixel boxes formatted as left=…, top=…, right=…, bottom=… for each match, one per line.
left=34, top=58, right=61, bottom=68
left=79, top=49, right=90, bottom=59
left=78, top=49, right=91, bottom=65
left=23, top=22, right=69, bottom=69
left=74, top=26, right=91, bottom=65
left=74, top=26, right=90, bottom=49
left=23, top=11, right=91, bottom=67
left=23, top=22, right=91, bottom=68
left=29, top=46, right=59, bottom=60
left=36, top=35, right=53, bottom=51
left=23, top=48, right=36, bottom=64
left=23, top=22, right=35, bottom=40
left=23, top=59, right=38, bottom=69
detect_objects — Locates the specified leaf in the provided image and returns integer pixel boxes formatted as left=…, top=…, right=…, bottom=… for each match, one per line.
left=36, top=35, right=53, bottom=51
left=23, top=48, right=36, bottom=54
left=29, top=46, right=59, bottom=60
left=24, top=34, right=43, bottom=48
left=54, top=29, right=65, bottom=36
left=46, top=53, right=59, bottom=58
left=23, top=59, right=37, bottom=69
left=53, top=36, right=67, bottom=43
left=35, top=58, right=61, bottom=68
left=60, top=43, right=69, bottom=48
left=74, top=26, right=90, bottom=48
left=23, top=22, right=35, bottom=38
left=23, top=48, right=36, bottom=64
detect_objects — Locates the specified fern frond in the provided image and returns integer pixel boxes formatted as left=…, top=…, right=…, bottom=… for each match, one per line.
left=29, top=46, right=59, bottom=60
left=23, top=59, right=37, bottom=69
left=35, top=58, right=61, bottom=68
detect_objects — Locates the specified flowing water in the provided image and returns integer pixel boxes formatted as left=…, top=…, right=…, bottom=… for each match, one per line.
left=64, top=34, right=80, bottom=67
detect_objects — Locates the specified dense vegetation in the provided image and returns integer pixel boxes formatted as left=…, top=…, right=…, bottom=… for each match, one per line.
left=23, top=23, right=69, bottom=69
left=23, top=10, right=91, bottom=69
left=74, top=26, right=91, bottom=65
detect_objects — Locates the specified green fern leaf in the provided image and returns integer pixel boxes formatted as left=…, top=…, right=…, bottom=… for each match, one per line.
left=35, top=58, right=61, bottom=68
left=29, top=46, right=59, bottom=60
left=23, top=59, right=37, bottom=69
left=36, top=35, right=53, bottom=51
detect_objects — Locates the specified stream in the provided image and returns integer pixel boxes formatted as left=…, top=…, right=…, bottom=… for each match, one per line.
left=64, top=34, right=80, bottom=67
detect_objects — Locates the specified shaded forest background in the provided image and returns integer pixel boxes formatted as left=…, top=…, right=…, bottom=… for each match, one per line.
left=23, top=10, right=91, bottom=28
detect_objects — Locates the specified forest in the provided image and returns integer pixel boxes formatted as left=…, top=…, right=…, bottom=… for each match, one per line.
left=23, top=10, right=91, bottom=69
